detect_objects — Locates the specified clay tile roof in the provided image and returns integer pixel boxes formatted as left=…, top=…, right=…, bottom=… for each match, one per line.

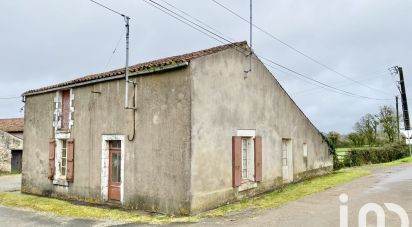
left=0, top=118, right=24, bottom=133
left=23, top=41, right=248, bottom=96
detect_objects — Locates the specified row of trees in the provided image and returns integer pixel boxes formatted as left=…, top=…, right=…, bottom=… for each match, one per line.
left=327, top=105, right=399, bottom=148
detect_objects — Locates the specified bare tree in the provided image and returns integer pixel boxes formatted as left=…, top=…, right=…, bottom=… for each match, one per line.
left=378, top=105, right=397, bottom=143
left=354, top=114, right=379, bottom=145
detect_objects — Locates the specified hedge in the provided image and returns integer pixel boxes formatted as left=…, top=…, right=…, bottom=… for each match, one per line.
left=342, top=144, right=409, bottom=167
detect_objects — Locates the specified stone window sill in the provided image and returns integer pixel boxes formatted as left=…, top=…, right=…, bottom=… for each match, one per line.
left=56, top=129, right=71, bottom=133
left=53, top=178, right=69, bottom=187
left=238, top=180, right=257, bottom=192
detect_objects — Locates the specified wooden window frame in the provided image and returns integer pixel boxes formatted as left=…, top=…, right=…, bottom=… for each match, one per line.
left=61, top=139, right=68, bottom=177
left=233, top=130, right=262, bottom=188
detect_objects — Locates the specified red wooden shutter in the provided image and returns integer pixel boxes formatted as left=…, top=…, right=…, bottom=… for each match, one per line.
left=48, top=139, right=56, bottom=180
left=66, top=139, right=75, bottom=182
left=232, top=136, right=242, bottom=187
left=254, top=136, right=262, bottom=182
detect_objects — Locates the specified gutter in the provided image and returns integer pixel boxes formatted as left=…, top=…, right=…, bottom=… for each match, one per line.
left=23, top=62, right=189, bottom=97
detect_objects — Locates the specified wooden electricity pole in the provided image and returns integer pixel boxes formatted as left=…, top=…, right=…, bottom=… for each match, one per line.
left=396, top=96, right=400, bottom=142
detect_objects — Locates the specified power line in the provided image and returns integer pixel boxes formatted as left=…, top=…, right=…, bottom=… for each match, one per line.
left=141, top=0, right=392, bottom=101
left=259, top=56, right=392, bottom=101
left=210, top=0, right=389, bottom=95
left=145, top=0, right=233, bottom=44
left=160, top=0, right=236, bottom=42
left=90, top=0, right=127, bottom=17
left=292, top=71, right=392, bottom=96
left=142, top=0, right=231, bottom=45
left=104, top=27, right=125, bottom=71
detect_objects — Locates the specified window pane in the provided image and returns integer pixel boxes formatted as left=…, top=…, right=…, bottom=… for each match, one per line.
left=110, top=141, right=121, bottom=149
left=242, top=138, right=248, bottom=179
left=111, top=153, right=120, bottom=182
left=118, top=153, right=121, bottom=182
left=61, top=140, right=68, bottom=177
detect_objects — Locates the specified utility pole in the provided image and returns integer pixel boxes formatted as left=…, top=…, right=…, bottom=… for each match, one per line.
left=398, top=67, right=410, bottom=130
left=396, top=66, right=412, bottom=156
left=396, top=96, right=400, bottom=142
left=89, top=0, right=133, bottom=109
left=90, top=0, right=136, bottom=141
left=244, top=0, right=252, bottom=76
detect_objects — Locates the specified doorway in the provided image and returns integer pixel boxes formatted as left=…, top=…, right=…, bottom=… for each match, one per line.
left=11, top=150, right=23, bottom=173
left=108, top=141, right=121, bottom=201
left=282, top=139, right=293, bottom=183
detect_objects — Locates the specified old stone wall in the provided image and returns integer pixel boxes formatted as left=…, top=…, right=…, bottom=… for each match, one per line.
left=0, top=130, right=23, bottom=172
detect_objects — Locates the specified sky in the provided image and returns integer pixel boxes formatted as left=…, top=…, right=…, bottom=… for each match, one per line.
left=1, top=0, right=411, bottom=134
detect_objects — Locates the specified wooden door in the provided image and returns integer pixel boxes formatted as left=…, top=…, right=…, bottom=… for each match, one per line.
left=108, top=141, right=121, bottom=201
left=282, top=140, right=289, bottom=182
left=11, top=150, right=23, bottom=173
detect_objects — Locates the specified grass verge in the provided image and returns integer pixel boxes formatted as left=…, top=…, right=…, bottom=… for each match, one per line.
left=201, top=168, right=370, bottom=218
left=0, top=157, right=410, bottom=223
left=375, top=156, right=412, bottom=167
left=202, top=156, right=412, bottom=218
left=0, top=193, right=198, bottom=224
left=0, top=171, right=21, bottom=177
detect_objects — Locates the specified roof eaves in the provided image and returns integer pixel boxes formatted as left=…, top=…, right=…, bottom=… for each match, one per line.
left=22, top=61, right=189, bottom=97
left=22, top=41, right=247, bottom=97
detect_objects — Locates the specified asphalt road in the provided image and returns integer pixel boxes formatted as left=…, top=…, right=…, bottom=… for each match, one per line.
left=0, top=164, right=411, bottom=226
left=0, top=174, right=21, bottom=192
left=191, top=164, right=412, bottom=227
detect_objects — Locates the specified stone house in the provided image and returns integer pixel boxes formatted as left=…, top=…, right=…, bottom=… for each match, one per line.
left=0, top=118, right=24, bottom=173
left=21, top=42, right=333, bottom=215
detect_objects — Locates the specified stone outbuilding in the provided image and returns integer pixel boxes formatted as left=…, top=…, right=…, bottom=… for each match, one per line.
left=21, top=42, right=333, bottom=215
left=0, top=118, right=24, bottom=173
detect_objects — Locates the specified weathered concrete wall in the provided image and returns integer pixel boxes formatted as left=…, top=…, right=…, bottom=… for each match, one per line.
left=189, top=47, right=333, bottom=213
left=22, top=67, right=192, bottom=215
left=0, top=131, right=23, bottom=172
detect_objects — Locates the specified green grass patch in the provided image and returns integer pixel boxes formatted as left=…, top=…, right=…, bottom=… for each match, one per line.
left=374, top=156, right=412, bottom=167
left=0, top=171, right=21, bottom=177
left=0, top=193, right=198, bottom=224
left=202, top=168, right=370, bottom=218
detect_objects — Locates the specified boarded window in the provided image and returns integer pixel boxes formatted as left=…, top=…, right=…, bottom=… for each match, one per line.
left=61, top=90, right=70, bottom=129
left=303, top=143, right=308, bottom=169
